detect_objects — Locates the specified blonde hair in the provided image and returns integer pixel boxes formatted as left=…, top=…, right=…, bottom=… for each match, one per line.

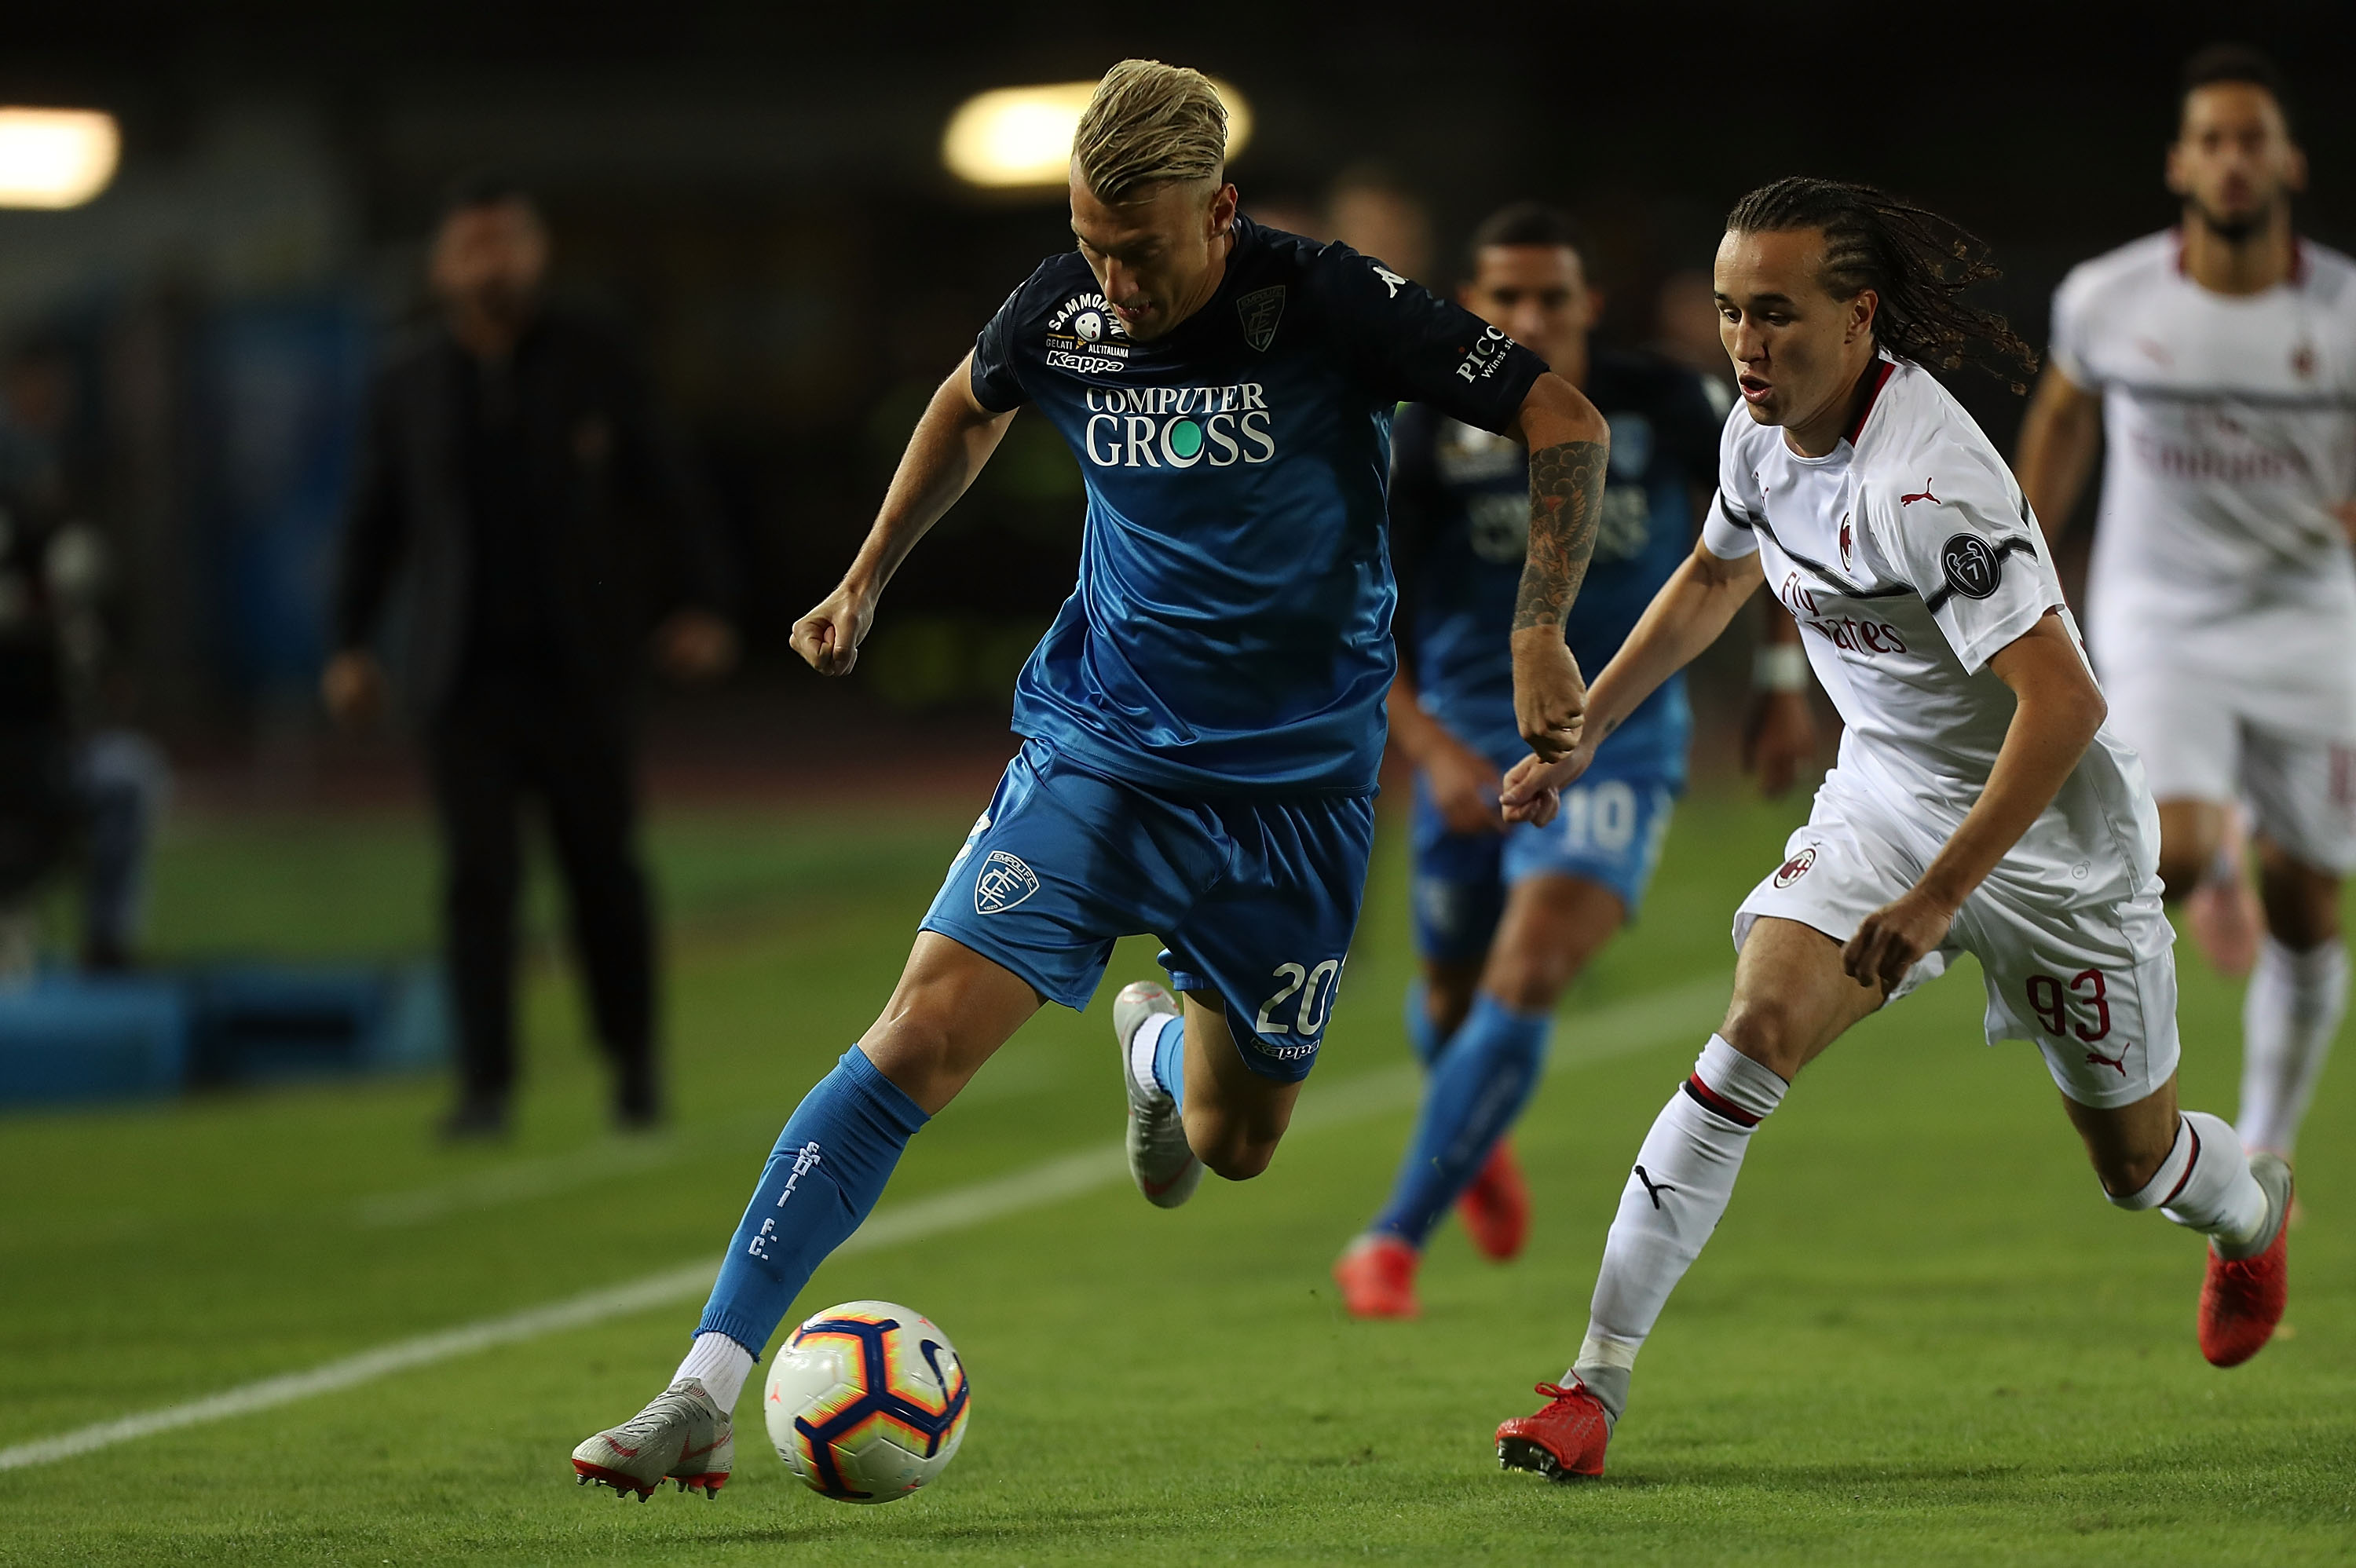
left=1072, top=60, right=1230, bottom=204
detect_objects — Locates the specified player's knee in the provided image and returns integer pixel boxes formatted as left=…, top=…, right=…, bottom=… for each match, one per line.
left=2256, top=851, right=2342, bottom=948
left=1717, top=996, right=1809, bottom=1079
left=1481, top=946, right=1582, bottom=1014
left=1199, top=1138, right=1277, bottom=1182
left=1185, top=1108, right=1282, bottom=1181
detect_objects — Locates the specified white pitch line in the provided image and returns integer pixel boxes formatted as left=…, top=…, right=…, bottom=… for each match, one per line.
left=0, top=971, right=1727, bottom=1474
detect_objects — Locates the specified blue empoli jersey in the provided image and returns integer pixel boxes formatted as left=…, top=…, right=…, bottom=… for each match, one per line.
left=971, top=217, right=1546, bottom=795
left=1393, top=349, right=1720, bottom=779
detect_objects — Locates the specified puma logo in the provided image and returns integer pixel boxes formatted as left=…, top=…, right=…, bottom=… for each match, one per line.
left=1633, top=1164, right=1676, bottom=1209
left=1901, top=481, right=1940, bottom=506
left=2085, top=1045, right=2129, bottom=1077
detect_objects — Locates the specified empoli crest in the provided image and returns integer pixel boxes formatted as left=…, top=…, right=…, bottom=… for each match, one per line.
left=1236, top=285, right=1285, bottom=352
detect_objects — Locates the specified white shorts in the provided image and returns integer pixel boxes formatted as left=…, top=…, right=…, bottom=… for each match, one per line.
left=1734, top=768, right=2181, bottom=1109
left=2102, top=659, right=2356, bottom=874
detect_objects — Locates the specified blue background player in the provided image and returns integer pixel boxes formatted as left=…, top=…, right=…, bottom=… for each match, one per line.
left=571, top=63, right=1612, bottom=1497
left=1332, top=203, right=1727, bottom=1319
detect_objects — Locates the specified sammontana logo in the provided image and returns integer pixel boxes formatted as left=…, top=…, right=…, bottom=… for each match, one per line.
left=1045, top=291, right=1130, bottom=374
left=1081, top=382, right=1276, bottom=469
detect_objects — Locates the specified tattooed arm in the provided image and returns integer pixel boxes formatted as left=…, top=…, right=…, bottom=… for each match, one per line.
left=1503, top=372, right=1612, bottom=762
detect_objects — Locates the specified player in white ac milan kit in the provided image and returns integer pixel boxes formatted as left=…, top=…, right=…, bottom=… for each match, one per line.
left=1489, top=178, right=2293, bottom=1482
left=2018, top=45, right=2356, bottom=1164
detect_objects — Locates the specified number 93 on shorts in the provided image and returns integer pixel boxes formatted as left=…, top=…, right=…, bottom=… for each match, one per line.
left=1735, top=774, right=2182, bottom=1112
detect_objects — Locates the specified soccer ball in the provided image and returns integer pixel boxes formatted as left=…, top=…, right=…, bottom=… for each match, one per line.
left=763, top=1299, right=971, bottom=1504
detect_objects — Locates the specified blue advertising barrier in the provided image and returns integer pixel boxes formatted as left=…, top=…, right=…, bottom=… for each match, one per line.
left=0, top=963, right=449, bottom=1109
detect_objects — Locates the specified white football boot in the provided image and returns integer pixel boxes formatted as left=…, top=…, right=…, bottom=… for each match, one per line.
left=572, top=1376, right=734, bottom=1500
left=1114, top=980, right=1203, bottom=1208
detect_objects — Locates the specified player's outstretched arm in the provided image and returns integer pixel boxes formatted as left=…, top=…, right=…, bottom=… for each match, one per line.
left=1501, top=539, right=1765, bottom=825
left=1844, top=612, right=2108, bottom=990
left=792, top=353, right=1017, bottom=675
left=2013, top=364, right=2101, bottom=554
left=1503, top=373, right=1612, bottom=762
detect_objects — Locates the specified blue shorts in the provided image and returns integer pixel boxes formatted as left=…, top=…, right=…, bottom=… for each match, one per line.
left=920, top=739, right=1377, bottom=1083
left=1410, top=762, right=1677, bottom=966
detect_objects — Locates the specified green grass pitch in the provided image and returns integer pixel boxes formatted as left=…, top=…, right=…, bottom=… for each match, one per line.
left=0, top=784, right=2349, bottom=1565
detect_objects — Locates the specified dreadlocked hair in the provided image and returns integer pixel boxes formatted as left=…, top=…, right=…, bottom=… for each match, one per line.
left=1725, top=177, right=2038, bottom=393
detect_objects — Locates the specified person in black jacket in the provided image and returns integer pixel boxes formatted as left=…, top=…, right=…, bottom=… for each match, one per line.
left=325, top=174, right=736, bottom=1139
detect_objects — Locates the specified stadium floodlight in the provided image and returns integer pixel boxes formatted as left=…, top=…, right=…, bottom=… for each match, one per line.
left=0, top=108, right=119, bottom=209
left=942, top=80, right=1252, bottom=189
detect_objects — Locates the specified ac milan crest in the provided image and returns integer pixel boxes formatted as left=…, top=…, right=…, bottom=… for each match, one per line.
left=1773, top=846, right=1817, bottom=888
left=1838, top=513, right=1855, bottom=573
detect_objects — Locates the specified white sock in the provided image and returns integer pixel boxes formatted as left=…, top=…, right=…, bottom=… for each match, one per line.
left=2237, top=935, right=2347, bottom=1157
left=1127, top=1011, right=1173, bottom=1105
left=674, top=1331, right=755, bottom=1414
left=1573, top=1036, right=1789, bottom=1419
left=2106, top=1110, right=2270, bottom=1254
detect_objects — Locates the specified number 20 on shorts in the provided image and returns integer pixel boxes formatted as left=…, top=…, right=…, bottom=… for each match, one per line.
left=1257, top=959, right=1342, bottom=1037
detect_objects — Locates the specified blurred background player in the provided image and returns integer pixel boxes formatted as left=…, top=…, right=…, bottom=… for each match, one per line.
left=569, top=60, right=1607, bottom=1500
left=1493, top=179, right=2292, bottom=1483
left=1330, top=203, right=1751, bottom=1317
left=324, top=174, right=738, bottom=1141
left=0, top=336, right=166, bottom=976
left=1326, top=163, right=1436, bottom=284
left=2015, top=44, right=2356, bottom=1165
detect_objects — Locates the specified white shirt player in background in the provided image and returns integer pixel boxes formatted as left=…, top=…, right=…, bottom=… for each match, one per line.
left=1484, top=177, right=2294, bottom=1485
left=2016, top=45, right=2354, bottom=1166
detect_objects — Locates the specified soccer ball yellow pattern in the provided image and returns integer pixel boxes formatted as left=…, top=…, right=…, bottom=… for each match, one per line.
left=762, top=1299, right=971, bottom=1503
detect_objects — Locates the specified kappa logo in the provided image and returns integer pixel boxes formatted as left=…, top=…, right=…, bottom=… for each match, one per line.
left=1773, top=846, right=1817, bottom=888
left=1940, top=533, right=2002, bottom=600
left=974, top=850, right=1041, bottom=915
left=1236, top=285, right=1286, bottom=352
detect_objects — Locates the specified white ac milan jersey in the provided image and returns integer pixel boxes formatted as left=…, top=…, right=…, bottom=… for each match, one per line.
left=1703, top=356, right=2157, bottom=887
left=2051, top=231, right=2356, bottom=739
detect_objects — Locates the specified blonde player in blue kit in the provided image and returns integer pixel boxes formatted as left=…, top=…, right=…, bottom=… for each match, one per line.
left=569, top=59, right=1612, bottom=1499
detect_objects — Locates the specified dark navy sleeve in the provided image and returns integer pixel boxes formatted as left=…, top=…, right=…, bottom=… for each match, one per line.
left=968, top=280, right=1031, bottom=413
left=1386, top=404, right=1443, bottom=676
left=1306, top=243, right=1547, bottom=434
left=1658, top=364, right=1723, bottom=487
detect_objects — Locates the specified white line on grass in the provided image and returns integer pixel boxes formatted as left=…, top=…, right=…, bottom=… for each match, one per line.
left=0, top=972, right=1727, bottom=1473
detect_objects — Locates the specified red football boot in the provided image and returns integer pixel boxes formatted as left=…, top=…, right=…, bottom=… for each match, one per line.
left=2200, top=1154, right=2293, bottom=1368
left=1456, top=1139, right=1531, bottom=1262
left=1496, top=1380, right=1611, bottom=1481
left=1332, top=1234, right=1420, bottom=1319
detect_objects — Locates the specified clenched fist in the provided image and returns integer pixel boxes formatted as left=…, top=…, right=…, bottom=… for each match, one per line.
left=1511, top=627, right=1586, bottom=763
left=792, top=583, right=880, bottom=677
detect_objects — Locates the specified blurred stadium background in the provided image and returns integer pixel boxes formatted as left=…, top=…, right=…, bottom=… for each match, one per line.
left=1, top=5, right=2352, bottom=1562
left=0, top=0, right=2344, bottom=792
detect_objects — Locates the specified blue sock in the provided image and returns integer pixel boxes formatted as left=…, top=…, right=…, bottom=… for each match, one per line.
left=1372, top=994, right=1549, bottom=1248
left=695, top=1047, right=929, bottom=1355
left=1403, top=978, right=1455, bottom=1069
left=1151, top=1014, right=1187, bottom=1111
